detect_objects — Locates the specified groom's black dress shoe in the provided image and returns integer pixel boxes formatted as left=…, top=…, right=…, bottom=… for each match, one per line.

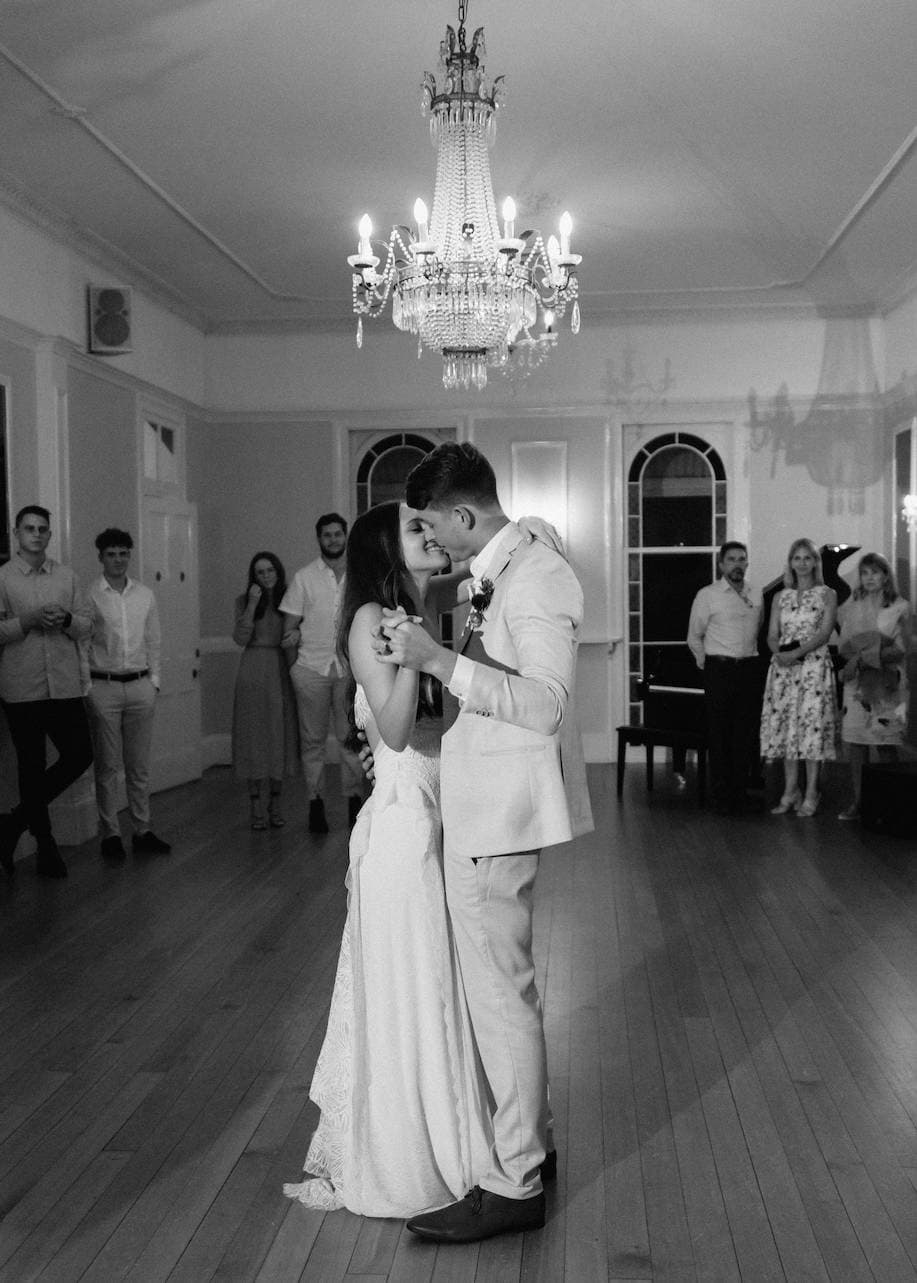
left=406, top=1187, right=545, bottom=1243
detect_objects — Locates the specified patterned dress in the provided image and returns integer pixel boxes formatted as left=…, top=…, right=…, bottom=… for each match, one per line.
left=760, top=586, right=837, bottom=761
left=838, top=597, right=911, bottom=746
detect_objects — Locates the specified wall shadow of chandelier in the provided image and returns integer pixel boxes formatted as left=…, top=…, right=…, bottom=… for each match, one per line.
left=347, top=0, right=582, bottom=391
left=747, top=311, right=886, bottom=515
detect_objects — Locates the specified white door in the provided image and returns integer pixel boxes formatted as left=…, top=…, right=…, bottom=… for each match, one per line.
left=141, top=495, right=201, bottom=791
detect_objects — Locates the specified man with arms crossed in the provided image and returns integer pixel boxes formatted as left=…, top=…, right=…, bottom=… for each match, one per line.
left=86, top=527, right=171, bottom=860
left=687, top=540, right=764, bottom=814
left=0, top=505, right=93, bottom=878
left=378, top=442, right=592, bottom=1242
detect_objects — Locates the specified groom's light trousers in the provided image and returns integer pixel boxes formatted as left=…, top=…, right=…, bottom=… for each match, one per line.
left=444, top=841, right=548, bottom=1201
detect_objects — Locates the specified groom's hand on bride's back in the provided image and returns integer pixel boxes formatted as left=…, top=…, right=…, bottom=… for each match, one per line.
left=356, top=730, right=375, bottom=786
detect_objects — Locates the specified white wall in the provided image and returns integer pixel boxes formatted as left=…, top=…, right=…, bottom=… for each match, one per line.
left=0, top=203, right=206, bottom=406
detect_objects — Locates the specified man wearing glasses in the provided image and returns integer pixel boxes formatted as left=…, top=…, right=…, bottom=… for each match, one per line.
left=0, top=506, right=93, bottom=878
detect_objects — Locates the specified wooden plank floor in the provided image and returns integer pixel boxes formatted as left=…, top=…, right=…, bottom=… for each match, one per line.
left=2, top=762, right=917, bottom=1281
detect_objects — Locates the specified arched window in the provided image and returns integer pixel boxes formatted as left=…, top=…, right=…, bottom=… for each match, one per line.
left=352, top=429, right=456, bottom=645
left=626, top=433, right=726, bottom=722
left=355, top=433, right=439, bottom=514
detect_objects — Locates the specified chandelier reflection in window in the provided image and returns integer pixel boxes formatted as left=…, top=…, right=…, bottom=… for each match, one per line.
left=347, top=1, right=582, bottom=391
left=748, top=311, right=885, bottom=515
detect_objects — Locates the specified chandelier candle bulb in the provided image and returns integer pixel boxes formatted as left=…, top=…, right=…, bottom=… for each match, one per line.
left=559, top=211, right=572, bottom=257
left=502, top=197, right=516, bottom=239
left=358, top=214, right=373, bottom=259
left=413, top=198, right=430, bottom=243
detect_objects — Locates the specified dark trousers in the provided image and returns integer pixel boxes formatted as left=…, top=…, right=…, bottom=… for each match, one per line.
left=2, top=698, right=94, bottom=842
left=703, top=658, right=761, bottom=807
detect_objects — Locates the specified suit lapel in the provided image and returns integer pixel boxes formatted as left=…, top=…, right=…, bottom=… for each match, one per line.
left=457, top=524, right=523, bottom=650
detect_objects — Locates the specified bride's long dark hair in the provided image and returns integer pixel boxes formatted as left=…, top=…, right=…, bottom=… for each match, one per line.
left=337, top=502, right=441, bottom=734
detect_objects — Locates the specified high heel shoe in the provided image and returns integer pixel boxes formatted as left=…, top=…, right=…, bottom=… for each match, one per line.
left=797, top=792, right=820, bottom=817
left=837, top=804, right=859, bottom=821
left=771, top=789, right=802, bottom=815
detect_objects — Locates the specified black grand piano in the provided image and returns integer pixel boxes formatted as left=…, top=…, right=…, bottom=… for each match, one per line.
left=616, top=544, right=858, bottom=802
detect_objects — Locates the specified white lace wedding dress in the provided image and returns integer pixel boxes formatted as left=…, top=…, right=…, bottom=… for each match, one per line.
left=283, top=686, right=493, bottom=1217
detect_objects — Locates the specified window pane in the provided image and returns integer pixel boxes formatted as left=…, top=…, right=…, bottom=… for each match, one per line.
left=369, top=446, right=429, bottom=507
left=641, top=447, right=712, bottom=546
left=642, top=553, right=711, bottom=640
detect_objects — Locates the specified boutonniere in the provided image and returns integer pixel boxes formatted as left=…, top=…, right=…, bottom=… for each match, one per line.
left=466, top=577, right=494, bottom=631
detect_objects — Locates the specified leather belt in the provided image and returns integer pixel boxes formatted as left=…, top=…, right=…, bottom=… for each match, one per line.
left=90, top=669, right=149, bottom=683
left=705, top=655, right=757, bottom=664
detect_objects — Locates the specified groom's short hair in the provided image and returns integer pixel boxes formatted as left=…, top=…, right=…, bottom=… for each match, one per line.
left=405, top=442, right=500, bottom=511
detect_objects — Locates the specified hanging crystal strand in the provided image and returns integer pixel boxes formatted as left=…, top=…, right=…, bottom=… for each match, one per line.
left=356, top=317, right=363, bottom=349
left=417, top=337, right=422, bottom=359
left=571, top=300, right=581, bottom=335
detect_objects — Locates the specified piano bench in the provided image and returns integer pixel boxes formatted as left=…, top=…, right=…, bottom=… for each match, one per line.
left=616, top=725, right=708, bottom=803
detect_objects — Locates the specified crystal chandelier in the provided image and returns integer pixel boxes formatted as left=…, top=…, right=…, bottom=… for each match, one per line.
left=347, top=0, right=582, bottom=391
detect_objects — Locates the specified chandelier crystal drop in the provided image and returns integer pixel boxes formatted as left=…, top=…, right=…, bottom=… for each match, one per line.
left=346, top=0, right=582, bottom=390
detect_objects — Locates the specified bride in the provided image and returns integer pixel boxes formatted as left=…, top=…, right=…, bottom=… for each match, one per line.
left=284, top=501, right=493, bottom=1217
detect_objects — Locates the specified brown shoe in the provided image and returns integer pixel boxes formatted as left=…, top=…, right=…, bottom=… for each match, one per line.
left=406, top=1187, right=545, bottom=1243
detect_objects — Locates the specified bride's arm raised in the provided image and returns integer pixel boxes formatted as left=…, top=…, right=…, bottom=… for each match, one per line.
left=349, top=602, right=419, bottom=753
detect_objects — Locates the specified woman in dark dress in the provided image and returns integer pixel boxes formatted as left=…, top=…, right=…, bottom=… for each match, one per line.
left=232, top=552, right=300, bottom=828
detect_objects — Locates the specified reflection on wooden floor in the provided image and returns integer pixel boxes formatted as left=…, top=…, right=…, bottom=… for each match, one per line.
left=1, top=762, right=916, bottom=1282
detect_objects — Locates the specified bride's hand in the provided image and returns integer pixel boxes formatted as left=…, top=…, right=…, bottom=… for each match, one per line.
left=518, top=514, right=565, bottom=556
left=371, top=608, right=422, bottom=657
left=377, top=618, right=437, bottom=670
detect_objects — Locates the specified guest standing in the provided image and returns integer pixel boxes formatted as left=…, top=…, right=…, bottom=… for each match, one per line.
left=687, top=541, right=764, bottom=814
left=87, top=527, right=171, bottom=860
left=281, top=514, right=364, bottom=833
left=760, top=538, right=838, bottom=816
left=836, top=552, right=911, bottom=820
left=0, top=505, right=93, bottom=878
left=232, top=552, right=300, bottom=829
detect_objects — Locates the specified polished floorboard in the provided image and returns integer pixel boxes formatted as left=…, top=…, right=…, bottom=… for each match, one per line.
left=1, top=762, right=917, bottom=1282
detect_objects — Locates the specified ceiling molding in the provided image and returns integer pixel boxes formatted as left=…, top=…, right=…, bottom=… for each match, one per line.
left=0, top=168, right=210, bottom=331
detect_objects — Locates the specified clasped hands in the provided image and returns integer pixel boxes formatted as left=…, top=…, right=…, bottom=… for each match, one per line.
left=26, top=603, right=70, bottom=633
left=371, top=608, right=433, bottom=670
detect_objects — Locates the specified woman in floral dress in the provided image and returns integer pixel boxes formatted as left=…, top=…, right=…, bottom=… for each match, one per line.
left=760, top=538, right=838, bottom=816
left=836, top=552, right=912, bottom=820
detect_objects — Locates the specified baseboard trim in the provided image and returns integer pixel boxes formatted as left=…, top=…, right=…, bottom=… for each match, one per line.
left=202, top=733, right=232, bottom=770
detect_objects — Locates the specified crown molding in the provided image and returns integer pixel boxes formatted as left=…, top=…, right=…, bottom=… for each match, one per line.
left=0, top=169, right=210, bottom=332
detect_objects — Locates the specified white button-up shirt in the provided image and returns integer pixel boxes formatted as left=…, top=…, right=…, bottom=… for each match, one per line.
left=687, top=577, right=763, bottom=666
left=87, top=576, right=162, bottom=688
left=280, top=557, right=346, bottom=677
left=0, top=555, right=91, bottom=701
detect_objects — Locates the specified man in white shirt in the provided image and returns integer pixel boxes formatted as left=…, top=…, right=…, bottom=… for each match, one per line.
left=281, top=513, right=363, bottom=833
left=0, top=505, right=93, bottom=878
left=687, top=541, right=764, bottom=814
left=86, top=528, right=170, bottom=860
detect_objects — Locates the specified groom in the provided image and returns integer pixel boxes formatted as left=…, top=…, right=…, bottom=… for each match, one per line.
left=377, top=441, right=592, bottom=1242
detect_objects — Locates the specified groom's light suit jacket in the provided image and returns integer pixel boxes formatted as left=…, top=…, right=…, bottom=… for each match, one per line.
left=441, top=524, right=594, bottom=858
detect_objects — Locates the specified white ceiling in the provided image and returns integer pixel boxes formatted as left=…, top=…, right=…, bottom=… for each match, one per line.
left=1, top=0, right=916, bottom=333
